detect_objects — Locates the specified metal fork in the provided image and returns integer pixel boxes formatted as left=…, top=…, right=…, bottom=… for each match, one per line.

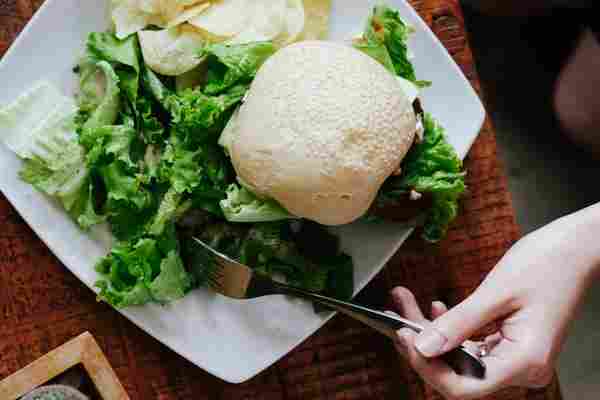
left=192, top=237, right=486, bottom=379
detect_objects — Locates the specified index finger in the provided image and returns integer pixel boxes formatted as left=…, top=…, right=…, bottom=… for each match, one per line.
left=397, top=329, right=519, bottom=400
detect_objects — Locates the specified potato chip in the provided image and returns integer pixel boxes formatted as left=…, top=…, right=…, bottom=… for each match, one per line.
left=112, top=1, right=156, bottom=39
left=298, top=0, right=331, bottom=40
left=181, top=23, right=226, bottom=43
left=138, top=26, right=205, bottom=76
left=159, top=0, right=185, bottom=24
left=274, top=0, right=305, bottom=46
left=227, top=0, right=287, bottom=45
left=178, top=0, right=208, bottom=5
left=137, top=0, right=161, bottom=14
left=188, top=0, right=251, bottom=39
left=111, top=0, right=216, bottom=38
left=166, top=2, right=211, bottom=29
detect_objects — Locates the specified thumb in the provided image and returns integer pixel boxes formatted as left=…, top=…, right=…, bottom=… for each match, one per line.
left=415, top=287, right=512, bottom=358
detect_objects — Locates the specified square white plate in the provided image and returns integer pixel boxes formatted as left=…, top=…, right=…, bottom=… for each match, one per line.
left=0, top=0, right=485, bottom=383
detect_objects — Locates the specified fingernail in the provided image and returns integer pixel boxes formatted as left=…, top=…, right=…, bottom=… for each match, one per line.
left=415, top=329, right=447, bottom=357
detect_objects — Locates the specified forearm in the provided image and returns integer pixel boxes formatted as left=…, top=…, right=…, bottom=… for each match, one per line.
left=552, top=202, right=600, bottom=282
left=554, top=30, right=600, bottom=158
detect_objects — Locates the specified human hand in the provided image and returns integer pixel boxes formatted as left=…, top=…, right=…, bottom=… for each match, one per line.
left=391, top=207, right=600, bottom=399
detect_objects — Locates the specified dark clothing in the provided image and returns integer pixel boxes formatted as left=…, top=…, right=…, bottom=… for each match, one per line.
left=589, top=6, right=600, bottom=43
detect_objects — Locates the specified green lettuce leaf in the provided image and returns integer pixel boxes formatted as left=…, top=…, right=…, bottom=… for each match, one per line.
left=165, top=85, right=247, bottom=146
left=19, top=135, right=105, bottom=229
left=106, top=201, right=155, bottom=241
left=95, top=279, right=153, bottom=308
left=242, top=222, right=349, bottom=294
left=179, top=217, right=354, bottom=299
left=149, top=187, right=191, bottom=236
left=136, top=96, right=165, bottom=145
left=324, top=254, right=354, bottom=301
left=200, top=42, right=277, bottom=95
left=0, top=81, right=105, bottom=230
left=100, top=161, right=152, bottom=211
left=378, top=113, right=466, bottom=242
left=79, top=125, right=137, bottom=168
left=95, top=230, right=192, bottom=308
left=353, top=41, right=396, bottom=74
left=220, top=184, right=293, bottom=223
left=86, top=32, right=141, bottom=103
left=74, top=182, right=106, bottom=230
left=158, top=139, right=203, bottom=194
left=364, top=5, right=416, bottom=82
left=95, top=238, right=161, bottom=308
left=148, top=250, right=193, bottom=303
left=77, top=60, right=121, bottom=131
left=0, top=82, right=77, bottom=158
left=141, top=65, right=171, bottom=106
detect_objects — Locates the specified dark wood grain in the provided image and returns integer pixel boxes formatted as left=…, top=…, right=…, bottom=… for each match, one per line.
left=0, top=1, right=562, bottom=399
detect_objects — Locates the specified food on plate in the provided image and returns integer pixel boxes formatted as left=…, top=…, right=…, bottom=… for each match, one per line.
left=138, top=26, right=206, bottom=76
left=0, top=3, right=465, bottom=309
left=228, top=41, right=417, bottom=225
left=187, top=0, right=251, bottom=39
left=111, top=0, right=327, bottom=57
left=353, top=6, right=466, bottom=242
left=224, top=5, right=466, bottom=240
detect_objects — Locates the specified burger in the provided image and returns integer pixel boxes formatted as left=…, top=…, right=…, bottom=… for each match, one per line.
left=220, top=27, right=466, bottom=242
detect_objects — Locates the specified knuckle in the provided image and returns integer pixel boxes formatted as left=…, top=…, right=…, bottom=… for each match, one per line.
left=528, top=370, right=554, bottom=388
left=393, top=287, right=416, bottom=303
left=523, top=353, right=553, bottom=387
left=442, top=386, right=475, bottom=400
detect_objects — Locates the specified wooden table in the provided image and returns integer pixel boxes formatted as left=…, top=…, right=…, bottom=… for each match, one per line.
left=0, top=1, right=563, bottom=399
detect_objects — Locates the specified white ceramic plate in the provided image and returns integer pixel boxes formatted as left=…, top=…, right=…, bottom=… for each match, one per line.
left=0, top=0, right=485, bottom=383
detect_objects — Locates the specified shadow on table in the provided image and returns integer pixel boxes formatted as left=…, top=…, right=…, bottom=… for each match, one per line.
left=461, top=5, right=600, bottom=400
left=461, top=4, right=600, bottom=233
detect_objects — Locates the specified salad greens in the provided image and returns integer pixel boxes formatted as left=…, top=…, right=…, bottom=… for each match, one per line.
left=355, top=4, right=429, bottom=88
left=377, top=114, right=466, bottom=242
left=354, top=4, right=466, bottom=242
left=0, top=3, right=467, bottom=308
left=79, top=34, right=350, bottom=306
left=220, top=184, right=294, bottom=223
left=0, top=29, right=352, bottom=307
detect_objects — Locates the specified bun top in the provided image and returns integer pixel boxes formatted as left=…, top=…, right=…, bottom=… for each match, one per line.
left=230, top=40, right=417, bottom=225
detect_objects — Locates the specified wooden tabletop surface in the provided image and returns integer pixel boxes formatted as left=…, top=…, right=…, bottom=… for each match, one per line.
left=0, top=1, right=563, bottom=399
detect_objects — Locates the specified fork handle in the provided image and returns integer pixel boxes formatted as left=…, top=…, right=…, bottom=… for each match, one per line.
left=274, top=284, right=485, bottom=379
left=277, top=284, right=423, bottom=336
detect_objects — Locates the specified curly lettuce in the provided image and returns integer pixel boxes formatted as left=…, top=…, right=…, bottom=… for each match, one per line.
left=185, top=220, right=354, bottom=300
left=95, top=237, right=193, bottom=307
left=3, top=32, right=355, bottom=309
left=77, top=60, right=121, bottom=131
left=200, top=42, right=277, bottom=95
left=354, top=5, right=465, bottom=242
left=19, top=135, right=105, bottom=230
left=85, top=32, right=141, bottom=103
left=220, top=184, right=293, bottom=223
left=378, top=114, right=466, bottom=242
left=354, top=4, right=430, bottom=87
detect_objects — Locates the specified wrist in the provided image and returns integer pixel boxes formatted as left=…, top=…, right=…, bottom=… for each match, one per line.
left=561, top=203, right=600, bottom=282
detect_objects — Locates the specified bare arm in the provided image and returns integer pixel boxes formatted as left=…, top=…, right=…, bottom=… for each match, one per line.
left=554, top=29, right=600, bottom=158
left=392, top=202, right=600, bottom=398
